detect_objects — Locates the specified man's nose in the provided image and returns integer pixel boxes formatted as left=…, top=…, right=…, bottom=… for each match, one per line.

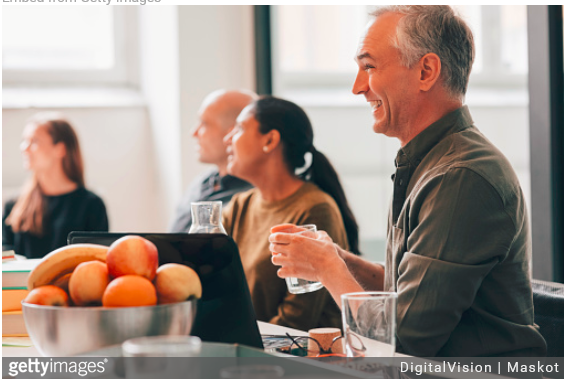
left=20, top=140, right=30, bottom=152
left=191, top=124, right=201, bottom=137
left=352, top=70, right=369, bottom=95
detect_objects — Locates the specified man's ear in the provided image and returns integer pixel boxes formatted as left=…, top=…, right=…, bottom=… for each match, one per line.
left=264, top=129, right=281, bottom=152
left=418, top=53, right=442, bottom=92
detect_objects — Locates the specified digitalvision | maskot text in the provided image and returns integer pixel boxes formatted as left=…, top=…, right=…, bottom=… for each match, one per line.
left=400, top=360, right=560, bottom=376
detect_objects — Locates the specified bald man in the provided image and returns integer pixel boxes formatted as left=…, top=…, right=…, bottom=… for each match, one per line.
left=169, top=89, right=257, bottom=232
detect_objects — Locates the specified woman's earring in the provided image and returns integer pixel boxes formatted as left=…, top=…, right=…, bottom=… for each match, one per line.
left=263, top=146, right=269, bottom=153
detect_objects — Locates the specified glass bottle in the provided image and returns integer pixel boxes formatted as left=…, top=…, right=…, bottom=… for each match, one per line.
left=188, top=201, right=227, bottom=234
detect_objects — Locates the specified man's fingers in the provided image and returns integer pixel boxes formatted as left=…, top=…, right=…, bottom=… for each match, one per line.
left=276, top=268, right=286, bottom=279
left=271, top=253, right=285, bottom=266
left=270, top=243, right=291, bottom=254
left=268, top=232, right=294, bottom=244
left=271, top=223, right=304, bottom=234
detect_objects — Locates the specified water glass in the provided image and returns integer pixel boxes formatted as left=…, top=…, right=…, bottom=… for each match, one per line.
left=280, top=224, right=324, bottom=294
left=341, top=292, right=397, bottom=358
left=189, top=201, right=227, bottom=234
left=122, top=335, right=202, bottom=378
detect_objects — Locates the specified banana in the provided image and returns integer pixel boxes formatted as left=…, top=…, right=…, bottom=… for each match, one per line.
left=27, top=244, right=109, bottom=290
left=52, top=273, right=73, bottom=294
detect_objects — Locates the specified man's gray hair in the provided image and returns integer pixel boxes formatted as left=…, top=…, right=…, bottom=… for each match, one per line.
left=371, top=5, right=475, bottom=100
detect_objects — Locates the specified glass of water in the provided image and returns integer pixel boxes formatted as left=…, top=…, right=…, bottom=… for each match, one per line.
left=276, top=224, right=324, bottom=294
left=341, top=292, right=397, bottom=358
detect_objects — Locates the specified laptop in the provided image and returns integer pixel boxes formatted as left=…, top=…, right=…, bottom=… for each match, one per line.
left=68, top=232, right=263, bottom=349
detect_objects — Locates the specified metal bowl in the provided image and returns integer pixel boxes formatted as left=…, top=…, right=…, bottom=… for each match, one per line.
left=22, top=300, right=196, bottom=356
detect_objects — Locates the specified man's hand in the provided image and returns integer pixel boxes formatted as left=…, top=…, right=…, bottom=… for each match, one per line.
left=269, top=225, right=344, bottom=284
left=269, top=223, right=367, bottom=304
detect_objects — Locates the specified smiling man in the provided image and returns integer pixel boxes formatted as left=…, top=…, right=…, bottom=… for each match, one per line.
left=269, top=5, right=547, bottom=357
left=169, top=89, right=256, bottom=233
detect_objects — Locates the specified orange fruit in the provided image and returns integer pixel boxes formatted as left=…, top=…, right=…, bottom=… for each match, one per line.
left=102, top=275, right=157, bottom=307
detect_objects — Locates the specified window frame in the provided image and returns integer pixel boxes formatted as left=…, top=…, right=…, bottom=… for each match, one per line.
left=2, top=7, right=138, bottom=87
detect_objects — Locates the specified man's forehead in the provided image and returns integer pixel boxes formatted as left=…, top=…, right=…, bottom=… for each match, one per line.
left=355, top=13, right=402, bottom=60
left=199, top=98, right=222, bottom=117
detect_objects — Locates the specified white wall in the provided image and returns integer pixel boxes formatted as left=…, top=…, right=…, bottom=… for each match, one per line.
left=177, top=5, right=256, bottom=192
left=138, top=6, right=182, bottom=227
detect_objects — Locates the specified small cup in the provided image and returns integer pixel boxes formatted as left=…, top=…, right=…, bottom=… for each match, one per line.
left=278, top=224, right=324, bottom=294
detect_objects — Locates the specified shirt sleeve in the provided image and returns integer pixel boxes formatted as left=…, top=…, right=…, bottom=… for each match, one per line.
left=2, top=200, right=15, bottom=250
left=396, top=167, right=516, bottom=356
left=85, top=196, right=109, bottom=232
left=269, top=202, right=348, bottom=330
left=221, top=195, right=236, bottom=236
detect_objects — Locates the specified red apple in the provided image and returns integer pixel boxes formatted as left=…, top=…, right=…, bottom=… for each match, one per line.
left=106, top=236, right=159, bottom=280
left=24, top=285, right=69, bottom=307
left=154, top=263, right=202, bottom=304
left=69, top=260, right=110, bottom=306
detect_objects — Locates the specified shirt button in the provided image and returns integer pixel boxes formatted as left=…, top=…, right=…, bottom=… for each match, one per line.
left=399, top=179, right=403, bottom=186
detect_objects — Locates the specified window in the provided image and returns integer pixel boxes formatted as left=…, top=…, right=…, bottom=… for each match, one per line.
left=272, top=5, right=369, bottom=91
left=272, top=5, right=529, bottom=92
left=2, top=5, right=137, bottom=86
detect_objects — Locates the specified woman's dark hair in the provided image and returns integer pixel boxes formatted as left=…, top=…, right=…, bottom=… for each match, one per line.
left=252, top=96, right=360, bottom=254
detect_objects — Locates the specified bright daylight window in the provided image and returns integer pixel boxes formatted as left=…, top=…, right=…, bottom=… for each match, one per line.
left=272, top=5, right=530, bottom=261
left=273, top=5, right=528, bottom=91
left=2, top=6, right=134, bottom=86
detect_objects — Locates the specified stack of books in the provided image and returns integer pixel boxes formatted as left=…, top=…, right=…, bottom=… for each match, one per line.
left=2, top=256, right=42, bottom=337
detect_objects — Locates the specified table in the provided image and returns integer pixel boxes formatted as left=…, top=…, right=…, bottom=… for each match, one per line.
left=2, top=322, right=508, bottom=379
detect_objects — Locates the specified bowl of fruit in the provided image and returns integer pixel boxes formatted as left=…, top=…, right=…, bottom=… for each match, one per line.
left=21, top=236, right=202, bottom=357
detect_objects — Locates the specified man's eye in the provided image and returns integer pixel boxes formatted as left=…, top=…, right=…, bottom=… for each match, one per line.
left=363, top=64, right=375, bottom=71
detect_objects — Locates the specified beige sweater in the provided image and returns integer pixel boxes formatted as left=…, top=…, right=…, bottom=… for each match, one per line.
left=223, top=182, right=348, bottom=331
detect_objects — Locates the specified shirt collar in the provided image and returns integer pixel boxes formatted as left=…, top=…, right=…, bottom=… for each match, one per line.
left=396, top=105, right=474, bottom=168
left=219, top=173, right=251, bottom=189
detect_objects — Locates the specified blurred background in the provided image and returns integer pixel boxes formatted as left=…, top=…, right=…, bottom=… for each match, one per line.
left=2, top=5, right=562, bottom=281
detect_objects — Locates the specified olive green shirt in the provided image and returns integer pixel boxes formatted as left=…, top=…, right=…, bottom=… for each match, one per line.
left=385, top=106, right=547, bottom=357
left=223, top=182, right=347, bottom=331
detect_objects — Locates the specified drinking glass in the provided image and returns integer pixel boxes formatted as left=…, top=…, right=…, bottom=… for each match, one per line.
left=279, top=224, right=324, bottom=294
left=341, top=292, right=397, bottom=358
left=189, top=201, right=227, bottom=234
left=122, top=335, right=202, bottom=378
